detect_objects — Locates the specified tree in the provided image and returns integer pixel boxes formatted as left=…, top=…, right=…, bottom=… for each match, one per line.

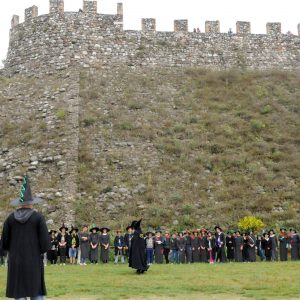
left=238, top=216, right=264, bottom=232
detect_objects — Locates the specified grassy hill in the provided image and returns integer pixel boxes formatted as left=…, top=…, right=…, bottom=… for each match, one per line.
left=0, top=67, right=299, bottom=230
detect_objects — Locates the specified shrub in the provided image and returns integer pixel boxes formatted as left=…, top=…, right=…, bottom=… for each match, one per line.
left=56, top=109, right=66, bottom=120
left=238, top=216, right=265, bottom=231
left=260, top=105, right=272, bottom=115
left=83, top=117, right=96, bottom=127
left=250, top=119, right=265, bottom=132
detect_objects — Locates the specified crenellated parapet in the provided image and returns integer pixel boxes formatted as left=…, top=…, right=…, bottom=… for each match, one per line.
left=4, top=0, right=300, bottom=74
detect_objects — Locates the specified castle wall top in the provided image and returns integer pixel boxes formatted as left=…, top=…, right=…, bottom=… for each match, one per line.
left=4, top=0, right=300, bottom=75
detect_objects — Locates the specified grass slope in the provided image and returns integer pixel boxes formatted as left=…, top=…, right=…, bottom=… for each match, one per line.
left=77, top=67, right=300, bottom=229
left=1, top=263, right=300, bottom=299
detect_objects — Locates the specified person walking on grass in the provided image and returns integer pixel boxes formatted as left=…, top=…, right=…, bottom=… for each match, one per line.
left=2, top=175, right=50, bottom=300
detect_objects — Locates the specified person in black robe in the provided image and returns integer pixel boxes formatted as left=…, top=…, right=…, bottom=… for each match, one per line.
left=177, top=232, right=186, bottom=264
left=154, top=230, right=164, bottom=264
left=242, top=233, right=248, bottom=262
left=124, top=225, right=134, bottom=260
left=263, top=232, right=272, bottom=261
left=2, top=175, right=50, bottom=299
left=0, top=232, right=8, bottom=266
left=278, top=227, right=288, bottom=261
left=199, top=229, right=207, bottom=263
left=47, top=230, right=58, bottom=264
left=206, top=230, right=216, bottom=263
left=79, top=225, right=90, bottom=265
left=191, top=231, right=200, bottom=263
left=100, top=227, right=110, bottom=263
left=269, top=229, right=278, bottom=261
left=163, top=230, right=171, bottom=264
left=246, top=230, right=256, bottom=262
left=215, top=226, right=226, bottom=263
left=289, top=228, right=299, bottom=261
left=170, top=233, right=178, bottom=264
left=89, top=225, right=100, bottom=264
left=226, top=231, right=235, bottom=262
left=256, top=235, right=266, bottom=261
left=128, top=219, right=148, bottom=274
left=233, top=230, right=243, bottom=262
left=185, top=231, right=192, bottom=264
left=57, top=224, right=69, bottom=265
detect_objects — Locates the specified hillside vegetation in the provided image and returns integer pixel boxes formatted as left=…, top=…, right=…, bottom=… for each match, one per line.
left=0, top=67, right=299, bottom=230
left=77, top=67, right=300, bottom=230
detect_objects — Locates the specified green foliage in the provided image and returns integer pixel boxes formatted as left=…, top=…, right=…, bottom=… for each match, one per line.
left=56, top=109, right=66, bottom=120
left=83, top=117, right=96, bottom=127
left=250, top=119, right=265, bottom=132
left=238, top=216, right=265, bottom=231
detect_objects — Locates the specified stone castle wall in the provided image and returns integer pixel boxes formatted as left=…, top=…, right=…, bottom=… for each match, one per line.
left=3, top=0, right=300, bottom=74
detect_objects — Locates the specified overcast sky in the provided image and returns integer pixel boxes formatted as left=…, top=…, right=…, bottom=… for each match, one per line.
left=0, top=0, right=299, bottom=65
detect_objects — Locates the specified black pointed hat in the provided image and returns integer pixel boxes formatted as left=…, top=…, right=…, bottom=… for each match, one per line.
left=59, top=223, right=68, bottom=232
left=130, top=219, right=142, bottom=230
left=11, top=175, right=43, bottom=206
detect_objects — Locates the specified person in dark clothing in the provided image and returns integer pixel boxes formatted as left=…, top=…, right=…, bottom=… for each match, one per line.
left=234, top=230, right=243, bottom=262
left=99, top=227, right=110, bottom=263
left=242, top=233, right=248, bottom=262
left=154, top=230, right=164, bottom=264
left=198, top=229, right=207, bottom=263
left=57, top=224, right=68, bottom=265
left=163, top=231, right=171, bottom=264
left=269, top=229, right=278, bottom=261
left=124, top=226, right=134, bottom=260
left=206, top=230, right=215, bottom=264
left=0, top=232, right=8, bottom=266
left=226, top=231, right=235, bottom=262
left=129, top=219, right=148, bottom=274
left=263, top=232, right=272, bottom=261
left=289, top=228, right=299, bottom=261
left=170, top=233, right=178, bottom=264
left=191, top=231, right=200, bottom=263
left=47, top=230, right=58, bottom=265
left=2, top=175, right=50, bottom=299
left=177, top=232, right=186, bottom=264
left=246, top=230, right=256, bottom=262
left=215, top=226, right=226, bottom=263
left=185, top=231, right=192, bottom=264
left=89, top=225, right=100, bottom=264
left=278, top=227, right=288, bottom=261
left=114, top=230, right=125, bottom=264
left=256, top=235, right=266, bottom=261
left=79, top=225, right=90, bottom=265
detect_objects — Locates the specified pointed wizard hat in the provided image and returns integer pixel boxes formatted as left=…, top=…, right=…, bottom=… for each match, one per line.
left=11, top=175, right=43, bottom=206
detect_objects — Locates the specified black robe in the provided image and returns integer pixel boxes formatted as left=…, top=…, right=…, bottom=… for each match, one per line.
left=191, top=237, right=200, bottom=262
left=124, top=233, right=133, bottom=257
left=198, top=236, right=207, bottom=262
left=129, top=228, right=148, bottom=271
left=90, top=233, right=100, bottom=262
left=226, top=236, right=235, bottom=261
left=278, top=235, right=288, bottom=261
left=234, top=236, right=243, bottom=262
left=154, top=236, right=164, bottom=264
left=177, top=237, right=186, bottom=263
left=100, top=234, right=110, bottom=263
left=215, top=232, right=226, bottom=263
left=247, top=235, right=256, bottom=262
left=290, top=234, right=299, bottom=261
left=206, top=237, right=216, bottom=262
left=2, top=209, right=50, bottom=298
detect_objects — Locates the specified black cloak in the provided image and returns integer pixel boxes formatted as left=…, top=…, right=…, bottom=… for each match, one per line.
left=2, top=208, right=50, bottom=298
left=128, top=219, right=148, bottom=273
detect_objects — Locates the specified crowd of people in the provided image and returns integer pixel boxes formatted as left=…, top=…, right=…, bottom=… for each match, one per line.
left=2, top=223, right=298, bottom=267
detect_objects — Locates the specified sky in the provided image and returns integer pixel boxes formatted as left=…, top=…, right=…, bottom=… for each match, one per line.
left=0, top=0, right=299, bottom=66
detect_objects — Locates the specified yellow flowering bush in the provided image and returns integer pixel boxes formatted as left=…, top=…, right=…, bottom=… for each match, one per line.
left=238, top=216, right=264, bottom=231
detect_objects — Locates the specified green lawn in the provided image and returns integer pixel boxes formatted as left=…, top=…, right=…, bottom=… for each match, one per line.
left=1, top=262, right=300, bottom=299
